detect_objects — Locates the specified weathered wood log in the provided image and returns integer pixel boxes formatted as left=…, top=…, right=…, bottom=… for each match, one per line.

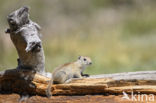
left=1, top=69, right=156, bottom=96
left=6, top=6, right=45, bottom=74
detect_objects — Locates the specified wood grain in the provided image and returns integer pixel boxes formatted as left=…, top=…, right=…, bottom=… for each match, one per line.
left=1, top=69, right=156, bottom=96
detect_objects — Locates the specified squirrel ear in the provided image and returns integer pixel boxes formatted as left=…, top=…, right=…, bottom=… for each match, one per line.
left=78, top=56, right=81, bottom=60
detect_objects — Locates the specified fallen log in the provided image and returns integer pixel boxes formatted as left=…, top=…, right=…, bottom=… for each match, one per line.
left=0, top=69, right=156, bottom=96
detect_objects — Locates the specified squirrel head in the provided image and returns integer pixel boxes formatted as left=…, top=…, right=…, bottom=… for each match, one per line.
left=78, top=56, right=92, bottom=66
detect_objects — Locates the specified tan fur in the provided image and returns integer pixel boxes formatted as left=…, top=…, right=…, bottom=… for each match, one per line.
left=46, top=56, right=92, bottom=97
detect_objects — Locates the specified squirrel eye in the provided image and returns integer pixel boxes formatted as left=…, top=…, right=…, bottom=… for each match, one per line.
left=84, top=58, right=86, bottom=61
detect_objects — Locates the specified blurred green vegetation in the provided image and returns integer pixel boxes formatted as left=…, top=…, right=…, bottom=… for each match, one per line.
left=0, top=0, right=156, bottom=75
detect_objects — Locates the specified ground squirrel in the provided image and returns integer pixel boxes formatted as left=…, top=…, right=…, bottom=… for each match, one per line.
left=46, top=56, right=92, bottom=97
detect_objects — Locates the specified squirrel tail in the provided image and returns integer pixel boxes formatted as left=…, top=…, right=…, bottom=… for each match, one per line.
left=46, top=75, right=53, bottom=98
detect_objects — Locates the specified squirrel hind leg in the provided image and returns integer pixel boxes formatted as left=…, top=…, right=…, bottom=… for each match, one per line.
left=64, top=78, right=73, bottom=84
left=65, top=78, right=83, bottom=84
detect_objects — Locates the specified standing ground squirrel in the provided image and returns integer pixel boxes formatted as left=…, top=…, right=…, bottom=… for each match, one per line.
left=46, top=56, right=92, bottom=97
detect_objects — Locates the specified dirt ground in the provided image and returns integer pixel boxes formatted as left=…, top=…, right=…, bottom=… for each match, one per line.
left=0, top=93, right=155, bottom=103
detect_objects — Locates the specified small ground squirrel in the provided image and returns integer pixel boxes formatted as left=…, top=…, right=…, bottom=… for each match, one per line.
left=46, top=56, right=92, bottom=97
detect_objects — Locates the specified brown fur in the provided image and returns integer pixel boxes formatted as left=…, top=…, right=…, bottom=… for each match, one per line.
left=46, top=56, right=92, bottom=98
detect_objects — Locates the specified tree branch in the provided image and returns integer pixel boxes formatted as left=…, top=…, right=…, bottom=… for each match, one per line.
left=6, top=6, right=45, bottom=73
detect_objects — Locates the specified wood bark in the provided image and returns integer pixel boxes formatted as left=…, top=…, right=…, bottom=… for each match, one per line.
left=0, top=69, right=156, bottom=96
left=6, top=6, right=45, bottom=74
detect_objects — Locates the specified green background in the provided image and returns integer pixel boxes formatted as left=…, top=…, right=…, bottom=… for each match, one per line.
left=0, top=0, right=156, bottom=75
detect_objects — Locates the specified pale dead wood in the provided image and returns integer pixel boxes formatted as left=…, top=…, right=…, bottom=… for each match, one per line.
left=6, top=6, right=45, bottom=74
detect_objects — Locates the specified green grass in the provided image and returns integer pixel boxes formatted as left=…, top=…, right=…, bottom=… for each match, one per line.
left=0, top=0, right=156, bottom=75
left=43, top=33, right=156, bottom=75
left=0, top=29, right=156, bottom=75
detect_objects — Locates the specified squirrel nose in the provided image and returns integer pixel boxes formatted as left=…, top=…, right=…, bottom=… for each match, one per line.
left=89, top=62, right=92, bottom=65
